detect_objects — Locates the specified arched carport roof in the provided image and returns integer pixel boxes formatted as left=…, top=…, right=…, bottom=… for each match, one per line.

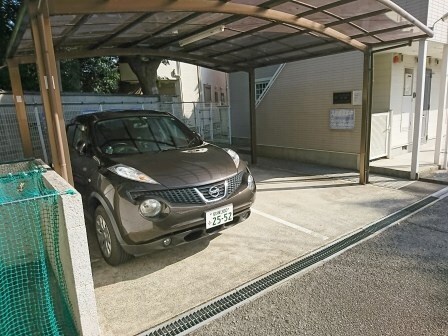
left=7, top=0, right=432, bottom=71
left=3, top=0, right=433, bottom=185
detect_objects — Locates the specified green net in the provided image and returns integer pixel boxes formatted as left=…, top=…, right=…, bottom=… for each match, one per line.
left=0, top=167, right=78, bottom=335
left=0, top=159, right=45, bottom=176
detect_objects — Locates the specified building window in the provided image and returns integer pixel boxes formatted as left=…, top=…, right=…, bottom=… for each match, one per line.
left=203, top=84, right=212, bottom=103
left=214, top=91, right=219, bottom=104
left=255, top=80, right=270, bottom=100
left=220, top=92, right=225, bottom=105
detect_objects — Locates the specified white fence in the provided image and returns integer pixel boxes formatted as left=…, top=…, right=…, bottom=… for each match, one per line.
left=160, top=102, right=231, bottom=144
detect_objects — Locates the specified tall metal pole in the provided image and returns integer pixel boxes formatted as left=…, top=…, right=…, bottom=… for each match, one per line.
left=434, top=44, right=448, bottom=165
left=248, top=68, right=257, bottom=164
left=359, top=49, right=373, bottom=185
left=410, top=39, right=428, bottom=180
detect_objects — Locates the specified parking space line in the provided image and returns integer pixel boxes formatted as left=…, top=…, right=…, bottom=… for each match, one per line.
left=252, top=208, right=329, bottom=240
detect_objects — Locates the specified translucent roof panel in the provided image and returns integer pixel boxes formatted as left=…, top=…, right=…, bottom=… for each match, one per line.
left=5, top=0, right=433, bottom=72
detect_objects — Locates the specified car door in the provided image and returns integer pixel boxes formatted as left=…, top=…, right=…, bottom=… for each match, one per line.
left=68, top=122, right=98, bottom=198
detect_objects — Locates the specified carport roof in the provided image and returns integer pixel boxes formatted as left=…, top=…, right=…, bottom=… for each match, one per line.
left=6, top=0, right=433, bottom=72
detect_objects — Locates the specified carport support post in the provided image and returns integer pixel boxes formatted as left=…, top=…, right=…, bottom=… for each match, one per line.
left=249, top=68, right=257, bottom=164
left=29, top=0, right=73, bottom=185
left=410, top=39, right=428, bottom=180
left=359, top=49, right=373, bottom=185
left=434, top=44, right=448, bottom=166
left=6, top=59, right=33, bottom=157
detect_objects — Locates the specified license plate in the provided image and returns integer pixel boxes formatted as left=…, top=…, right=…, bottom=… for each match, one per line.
left=205, top=204, right=233, bottom=229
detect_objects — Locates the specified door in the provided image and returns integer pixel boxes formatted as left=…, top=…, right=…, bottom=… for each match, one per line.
left=370, top=112, right=391, bottom=160
left=421, top=68, right=432, bottom=143
left=67, top=123, right=98, bottom=197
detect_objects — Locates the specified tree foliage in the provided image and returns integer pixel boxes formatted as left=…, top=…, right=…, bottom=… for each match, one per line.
left=60, top=58, right=120, bottom=93
left=0, top=0, right=20, bottom=90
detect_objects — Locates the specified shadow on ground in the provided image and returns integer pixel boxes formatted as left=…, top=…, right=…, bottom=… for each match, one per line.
left=84, top=216, right=218, bottom=288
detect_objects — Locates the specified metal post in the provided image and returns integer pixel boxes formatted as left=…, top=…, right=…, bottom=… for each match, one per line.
left=434, top=44, right=448, bottom=165
left=34, top=106, right=49, bottom=163
left=29, top=5, right=61, bottom=173
left=359, top=49, right=373, bottom=184
left=6, top=59, right=33, bottom=157
left=210, top=103, right=214, bottom=141
left=249, top=68, right=257, bottom=164
left=30, top=0, right=73, bottom=185
left=410, top=39, right=428, bottom=180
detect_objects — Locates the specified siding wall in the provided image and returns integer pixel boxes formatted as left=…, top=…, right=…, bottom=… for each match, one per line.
left=229, top=72, right=250, bottom=142
left=391, top=0, right=429, bottom=23
left=372, top=53, right=392, bottom=113
left=428, top=0, right=448, bottom=44
left=229, top=65, right=280, bottom=144
left=255, top=52, right=363, bottom=168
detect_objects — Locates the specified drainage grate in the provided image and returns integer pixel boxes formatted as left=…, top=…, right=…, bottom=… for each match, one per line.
left=141, top=196, right=438, bottom=336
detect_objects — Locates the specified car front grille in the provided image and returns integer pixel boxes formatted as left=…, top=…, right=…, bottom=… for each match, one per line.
left=130, top=171, right=245, bottom=205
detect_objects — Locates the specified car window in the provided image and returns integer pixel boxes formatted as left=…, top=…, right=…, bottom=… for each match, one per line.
left=94, top=115, right=201, bottom=155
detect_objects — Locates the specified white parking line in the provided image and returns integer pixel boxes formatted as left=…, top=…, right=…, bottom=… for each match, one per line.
left=252, top=208, right=329, bottom=240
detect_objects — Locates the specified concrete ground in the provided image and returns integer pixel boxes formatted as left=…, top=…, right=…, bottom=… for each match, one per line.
left=370, top=142, right=446, bottom=179
left=191, top=191, right=448, bottom=336
left=86, top=161, right=444, bottom=336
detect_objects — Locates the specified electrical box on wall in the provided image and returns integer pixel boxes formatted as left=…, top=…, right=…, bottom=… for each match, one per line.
left=352, top=90, right=362, bottom=105
left=333, top=92, right=352, bottom=104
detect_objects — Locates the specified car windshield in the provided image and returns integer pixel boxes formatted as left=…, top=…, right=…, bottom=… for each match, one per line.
left=94, top=115, right=202, bottom=155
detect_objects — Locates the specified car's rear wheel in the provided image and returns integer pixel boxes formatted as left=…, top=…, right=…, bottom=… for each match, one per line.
left=94, top=205, right=131, bottom=266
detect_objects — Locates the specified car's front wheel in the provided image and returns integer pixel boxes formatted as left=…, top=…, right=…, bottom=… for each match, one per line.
left=94, top=205, right=131, bottom=266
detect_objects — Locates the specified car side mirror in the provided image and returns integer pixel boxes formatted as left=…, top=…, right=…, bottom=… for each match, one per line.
left=75, top=140, right=89, bottom=155
left=193, top=131, right=202, bottom=140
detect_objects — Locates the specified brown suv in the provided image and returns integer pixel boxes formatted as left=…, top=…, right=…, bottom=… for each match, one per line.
left=66, top=110, right=256, bottom=265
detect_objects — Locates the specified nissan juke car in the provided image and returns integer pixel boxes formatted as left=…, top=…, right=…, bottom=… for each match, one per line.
left=66, top=110, right=256, bottom=265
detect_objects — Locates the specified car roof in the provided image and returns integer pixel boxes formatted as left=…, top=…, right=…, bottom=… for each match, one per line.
left=69, top=109, right=171, bottom=124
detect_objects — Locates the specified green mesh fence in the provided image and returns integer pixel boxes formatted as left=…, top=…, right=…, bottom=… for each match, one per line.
left=0, top=167, right=78, bottom=335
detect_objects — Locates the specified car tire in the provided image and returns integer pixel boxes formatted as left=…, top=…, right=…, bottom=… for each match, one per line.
left=94, top=205, right=132, bottom=266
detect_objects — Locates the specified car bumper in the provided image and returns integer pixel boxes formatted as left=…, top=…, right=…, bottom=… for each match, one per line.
left=120, top=208, right=251, bottom=256
left=113, top=182, right=255, bottom=256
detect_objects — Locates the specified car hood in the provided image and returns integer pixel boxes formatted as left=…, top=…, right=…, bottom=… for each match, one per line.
left=108, top=144, right=238, bottom=188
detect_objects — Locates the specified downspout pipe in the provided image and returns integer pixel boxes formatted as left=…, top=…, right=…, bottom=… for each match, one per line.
left=376, top=0, right=434, bottom=38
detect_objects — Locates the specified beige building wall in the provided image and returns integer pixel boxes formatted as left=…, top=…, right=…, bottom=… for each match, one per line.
left=256, top=52, right=363, bottom=169
left=372, top=53, right=392, bottom=114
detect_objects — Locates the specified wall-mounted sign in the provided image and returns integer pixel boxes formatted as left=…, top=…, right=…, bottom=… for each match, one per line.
left=333, top=91, right=352, bottom=104
left=330, top=109, right=355, bottom=129
left=352, top=90, right=362, bottom=106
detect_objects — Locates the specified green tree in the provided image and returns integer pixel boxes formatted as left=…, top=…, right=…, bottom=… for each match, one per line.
left=59, top=57, right=120, bottom=93
left=0, top=0, right=21, bottom=90
left=121, top=56, right=169, bottom=95
left=78, top=57, right=119, bottom=93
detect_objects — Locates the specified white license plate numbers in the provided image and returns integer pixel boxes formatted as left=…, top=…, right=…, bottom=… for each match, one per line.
left=205, top=204, right=233, bottom=229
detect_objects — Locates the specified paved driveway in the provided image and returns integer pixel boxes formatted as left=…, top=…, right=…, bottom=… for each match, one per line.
left=86, top=162, right=443, bottom=336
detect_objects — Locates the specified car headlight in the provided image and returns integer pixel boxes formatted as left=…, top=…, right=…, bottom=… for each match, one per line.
left=224, top=148, right=240, bottom=168
left=248, top=174, right=255, bottom=191
left=108, top=164, right=159, bottom=184
left=139, top=199, right=162, bottom=218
